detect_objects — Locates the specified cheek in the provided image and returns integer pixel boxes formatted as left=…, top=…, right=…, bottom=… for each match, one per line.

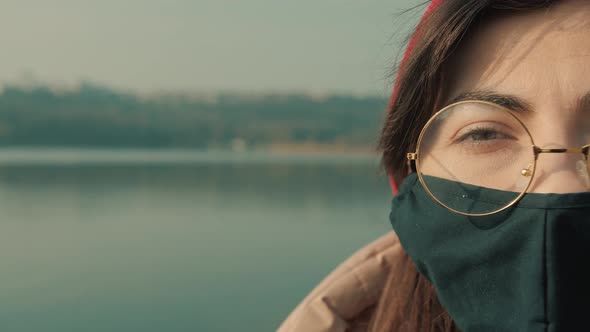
left=419, top=148, right=532, bottom=190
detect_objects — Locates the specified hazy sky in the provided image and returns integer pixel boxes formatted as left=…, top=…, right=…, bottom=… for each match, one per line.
left=0, top=0, right=422, bottom=96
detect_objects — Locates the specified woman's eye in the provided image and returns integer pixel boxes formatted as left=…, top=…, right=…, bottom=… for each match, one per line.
left=455, top=127, right=511, bottom=144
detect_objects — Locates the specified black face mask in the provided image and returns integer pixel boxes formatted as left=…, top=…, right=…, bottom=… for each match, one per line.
left=390, top=173, right=590, bottom=332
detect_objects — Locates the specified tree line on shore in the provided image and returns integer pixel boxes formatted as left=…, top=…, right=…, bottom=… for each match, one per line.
left=0, top=83, right=387, bottom=149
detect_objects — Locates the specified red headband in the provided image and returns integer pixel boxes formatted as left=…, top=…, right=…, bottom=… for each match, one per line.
left=387, top=0, right=444, bottom=196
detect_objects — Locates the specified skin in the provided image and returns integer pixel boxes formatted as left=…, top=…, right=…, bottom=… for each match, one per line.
left=439, top=0, right=590, bottom=193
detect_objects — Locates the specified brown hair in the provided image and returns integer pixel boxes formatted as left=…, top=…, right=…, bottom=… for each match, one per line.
left=373, top=0, right=555, bottom=331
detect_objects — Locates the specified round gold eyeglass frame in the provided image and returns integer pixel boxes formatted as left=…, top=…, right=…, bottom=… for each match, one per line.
left=406, top=100, right=590, bottom=217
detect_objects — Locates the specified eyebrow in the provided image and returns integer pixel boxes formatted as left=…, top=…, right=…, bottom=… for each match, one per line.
left=447, top=90, right=533, bottom=114
left=449, top=89, right=590, bottom=115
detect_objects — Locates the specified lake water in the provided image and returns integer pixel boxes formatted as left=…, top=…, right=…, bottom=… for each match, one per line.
left=0, top=149, right=392, bottom=331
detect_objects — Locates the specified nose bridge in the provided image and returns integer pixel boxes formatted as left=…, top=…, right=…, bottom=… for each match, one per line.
left=530, top=147, right=590, bottom=193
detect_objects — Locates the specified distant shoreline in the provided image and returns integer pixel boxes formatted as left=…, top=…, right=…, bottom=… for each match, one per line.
left=0, top=146, right=380, bottom=165
left=264, top=142, right=376, bottom=156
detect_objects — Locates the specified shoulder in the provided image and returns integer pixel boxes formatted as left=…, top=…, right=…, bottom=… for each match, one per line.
left=278, top=231, right=403, bottom=332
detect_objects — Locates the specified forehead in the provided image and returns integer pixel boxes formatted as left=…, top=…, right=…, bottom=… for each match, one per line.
left=445, top=0, right=590, bottom=106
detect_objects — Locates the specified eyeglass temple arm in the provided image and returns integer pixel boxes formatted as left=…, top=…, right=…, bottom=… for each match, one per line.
left=407, top=145, right=590, bottom=165
left=533, top=144, right=590, bottom=156
left=533, top=145, right=590, bottom=158
left=407, top=153, right=418, bottom=173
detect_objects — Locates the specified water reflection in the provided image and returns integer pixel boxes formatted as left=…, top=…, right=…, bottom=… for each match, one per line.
left=0, top=158, right=390, bottom=331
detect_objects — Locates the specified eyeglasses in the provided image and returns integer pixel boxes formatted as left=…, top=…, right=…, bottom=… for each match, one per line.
left=407, top=100, right=590, bottom=216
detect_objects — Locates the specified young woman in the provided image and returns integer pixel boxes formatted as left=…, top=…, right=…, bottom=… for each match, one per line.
left=280, top=0, right=590, bottom=331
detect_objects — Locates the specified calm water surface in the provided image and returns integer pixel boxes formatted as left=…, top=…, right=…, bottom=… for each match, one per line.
left=0, top=150, right=391, bottom=331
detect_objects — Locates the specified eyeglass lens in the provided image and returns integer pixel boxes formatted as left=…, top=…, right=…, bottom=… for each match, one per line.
left=417, top=102, right=536, bottom=214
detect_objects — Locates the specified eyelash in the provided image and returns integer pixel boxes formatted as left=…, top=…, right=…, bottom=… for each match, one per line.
left=454, top=126, right=513, bottom=144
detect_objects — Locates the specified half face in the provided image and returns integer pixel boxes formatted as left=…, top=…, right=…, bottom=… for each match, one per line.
left=433, top=0, right=590, bottom=194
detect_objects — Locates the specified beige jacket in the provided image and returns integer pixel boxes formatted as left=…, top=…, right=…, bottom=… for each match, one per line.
left=278, top=231, right=402, bottom=332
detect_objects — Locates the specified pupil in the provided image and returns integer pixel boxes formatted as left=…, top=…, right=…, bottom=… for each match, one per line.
left=470, top=130, right=496, bottom=141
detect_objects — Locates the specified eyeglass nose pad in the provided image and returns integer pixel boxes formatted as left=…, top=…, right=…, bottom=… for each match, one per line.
left=521, top=164, right=534, bottom=177
left=576, top=160, right=590, bottom=189
left=512, top=163, right=534, bottom=191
